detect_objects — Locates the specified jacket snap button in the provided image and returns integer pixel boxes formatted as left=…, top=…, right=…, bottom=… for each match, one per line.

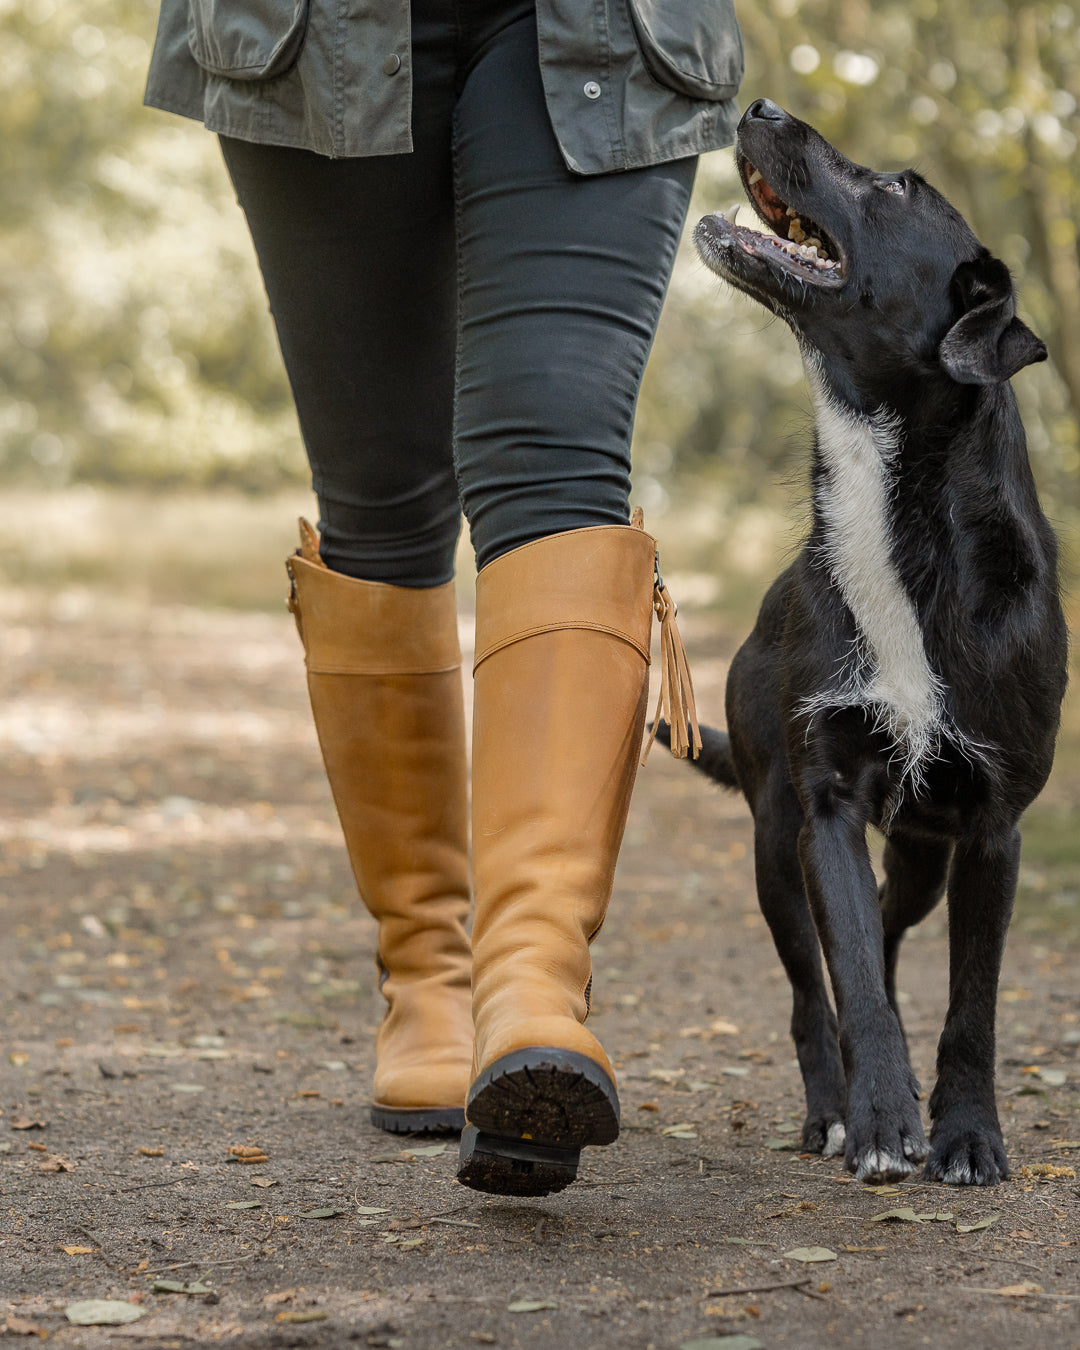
left=382, top=54, right=402, bottom=76
left=583, top=81, right=602, bottom=99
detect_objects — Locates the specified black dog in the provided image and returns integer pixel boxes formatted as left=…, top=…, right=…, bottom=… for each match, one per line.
left=676, top=99, right=1067, bottom=1185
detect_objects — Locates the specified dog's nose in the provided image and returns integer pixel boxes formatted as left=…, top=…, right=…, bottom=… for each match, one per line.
left=742, top=98, right=788, bottom=125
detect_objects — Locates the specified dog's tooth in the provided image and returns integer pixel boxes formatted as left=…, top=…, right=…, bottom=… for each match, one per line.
left=748, top=168, right=763, bottom=185
left=785, top=206, right=797, bottom=217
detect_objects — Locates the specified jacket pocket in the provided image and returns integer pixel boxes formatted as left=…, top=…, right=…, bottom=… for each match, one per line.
left=628, top=0, right=743, bottom=100
left=188, top=0, right=311, bottom=81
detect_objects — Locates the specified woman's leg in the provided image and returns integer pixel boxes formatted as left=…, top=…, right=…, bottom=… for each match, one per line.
left=451, top=8, right=696, bottom=566
left=451, top=10, right=697, bottom=1193
left=218, top=35, right=461, bottom=584
left=215, top=3, right=475, bottom=1130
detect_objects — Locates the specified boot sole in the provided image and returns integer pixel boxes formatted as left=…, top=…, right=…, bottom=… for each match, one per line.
left=369, top=1103, right=466, bottom=1135
left=456, top=1048, right=619, bottom=1197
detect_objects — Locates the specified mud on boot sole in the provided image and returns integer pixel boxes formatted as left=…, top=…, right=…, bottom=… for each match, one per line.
left=456, top=1047, right=619, bottom=1197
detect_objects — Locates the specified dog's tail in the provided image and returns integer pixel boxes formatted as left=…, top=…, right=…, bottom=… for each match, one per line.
left=650, top=720, right=739, bottom=790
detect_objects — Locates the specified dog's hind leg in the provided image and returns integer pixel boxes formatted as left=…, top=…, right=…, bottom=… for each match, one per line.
left=752, top=774, right=846, bottom=1156
left=798, top=804, right=928, bottom=1183
left=925, top=828, right=1019, bottom=1186
left=879, top=834, right=952, bottom=1042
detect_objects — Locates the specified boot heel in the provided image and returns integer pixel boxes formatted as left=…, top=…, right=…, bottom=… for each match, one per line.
left=457, top=1126, right=581, bottom=1196
left=456, top=1047, right=619, bottom=1196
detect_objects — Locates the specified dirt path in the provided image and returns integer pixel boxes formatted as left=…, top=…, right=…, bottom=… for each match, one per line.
left=1, top=588, right=1077, bottom=1349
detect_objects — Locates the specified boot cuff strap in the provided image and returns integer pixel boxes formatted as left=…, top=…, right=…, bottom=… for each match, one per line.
left=287, top=556, right=461, bottom=675
left=473, top=527, right=655, bottom=672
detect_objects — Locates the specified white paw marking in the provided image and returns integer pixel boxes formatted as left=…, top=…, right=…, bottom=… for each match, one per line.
left=855, top=1147, right=916, bottom=1183
left=941, top=1159, right=976, bottom=1185
left=823, top=1122, right=847, bottom=1157
left=903, top=1135, right=929, bottom=1163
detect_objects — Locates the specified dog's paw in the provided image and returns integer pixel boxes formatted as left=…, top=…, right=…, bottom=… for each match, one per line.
left=845, top=1102, right=928, bottom=1184
left=852, top=1135, right=927, bottom=1184
left=801, top=1115, right=846, bottom=1157
left=924, top=1121, right=1008, bottom=1186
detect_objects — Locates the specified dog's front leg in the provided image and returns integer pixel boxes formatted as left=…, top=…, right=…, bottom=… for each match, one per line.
left=798, top=807, right=928, bottom=1183
left=925, top=828, right=1019, bottom=1185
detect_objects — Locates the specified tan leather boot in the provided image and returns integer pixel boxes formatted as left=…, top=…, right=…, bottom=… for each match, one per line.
left=286, top=521, right=472, bottom=1133
left=457, top=518, right=698, bottom=1194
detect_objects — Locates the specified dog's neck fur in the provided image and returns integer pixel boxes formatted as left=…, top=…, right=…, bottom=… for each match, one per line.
left=800, top=354, right=962, bottom=785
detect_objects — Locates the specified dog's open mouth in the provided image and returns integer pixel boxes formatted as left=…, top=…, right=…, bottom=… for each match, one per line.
left=696, top=158, right=846, bottom=290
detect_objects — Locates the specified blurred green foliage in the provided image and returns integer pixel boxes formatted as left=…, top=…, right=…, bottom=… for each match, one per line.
left=1, top=0, right=1077, bottom=541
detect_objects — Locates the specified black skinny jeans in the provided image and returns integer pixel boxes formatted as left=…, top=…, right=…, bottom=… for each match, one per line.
left=221, top=0, right=696, bottom=585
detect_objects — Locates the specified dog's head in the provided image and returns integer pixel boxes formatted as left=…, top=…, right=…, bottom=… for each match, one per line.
left=695, top=100, right=1046, bottom=411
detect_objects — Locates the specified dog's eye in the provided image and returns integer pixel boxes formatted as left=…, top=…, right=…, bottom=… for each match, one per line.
left=881, top=178, right=906, bottom=195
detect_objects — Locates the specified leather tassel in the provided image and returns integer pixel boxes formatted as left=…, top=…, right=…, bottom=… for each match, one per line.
left=642, top=557, right=701, bottom=763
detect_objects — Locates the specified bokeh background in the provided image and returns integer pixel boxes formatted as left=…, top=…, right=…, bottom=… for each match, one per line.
left=1, top=0, right=1077, bottom=608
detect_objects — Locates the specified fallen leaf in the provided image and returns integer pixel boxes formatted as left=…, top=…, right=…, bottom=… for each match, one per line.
left=839, top=1244, right=888, bottom=1253
left=638, top=1101, right=659, bottom=1112
left=315, top=1060, right=347, bottom=1071
left=10, top=1118, right=46, bottom=1131
left=1018, top=1164, right=1075, bottom=1179
left=680, top=1338, right=763, bottom=1350
left=507, top=1300, right=558, bottom=1313
left=355, top=1205, right=392, bottom=1215
left=296, top=1207, right=346, bottom=1219
left=276, top=1311, right=328, bottom=1324
left=917, top=1211, right=955, bottom=1223
left=784, top=1247, right=837, bottom=1263
left=995, top=1282, right=1043, bottom=1297
left=764, top=1137, right=798, bottom=1151
left=138, top=1147, right=164, bottom=1157
left=251, top=1177, right=278, bottom=1188
left=9, top=1052, right=29, bottom=1067
left=2, top=1316, right=45, bottom=1336
left=169, top=1083, right=205, bottom=1093
left=62, top=1245, right=96, bottom=1255
left=1037, top=1069, right=1067, bottom=1087
left=956, top=1214, right=1000, bottom=1234
left=27, top=1142, right=47, bottom=1153
left=409, top=1143, right=449, bottom=1158
left=225, top=1201, right=263, bottom=1210
left=65, top=1300, right=144, bottom=1326
left=227, top=1145, right=267, bottom=1159
left=152, top=1279, right=212, bottom=1295
left=39, top=1154, right=74, bottom=1172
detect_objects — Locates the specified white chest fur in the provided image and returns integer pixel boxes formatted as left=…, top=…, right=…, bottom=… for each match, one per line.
left=801, top=361, right=948, bottom=784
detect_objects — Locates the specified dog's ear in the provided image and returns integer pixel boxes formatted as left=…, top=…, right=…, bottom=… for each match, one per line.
left=938, top=254, right=1047, bottom=385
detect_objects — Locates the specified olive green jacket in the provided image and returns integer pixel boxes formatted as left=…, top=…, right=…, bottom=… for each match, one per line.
left=144, top=0, right=743, bottom=172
